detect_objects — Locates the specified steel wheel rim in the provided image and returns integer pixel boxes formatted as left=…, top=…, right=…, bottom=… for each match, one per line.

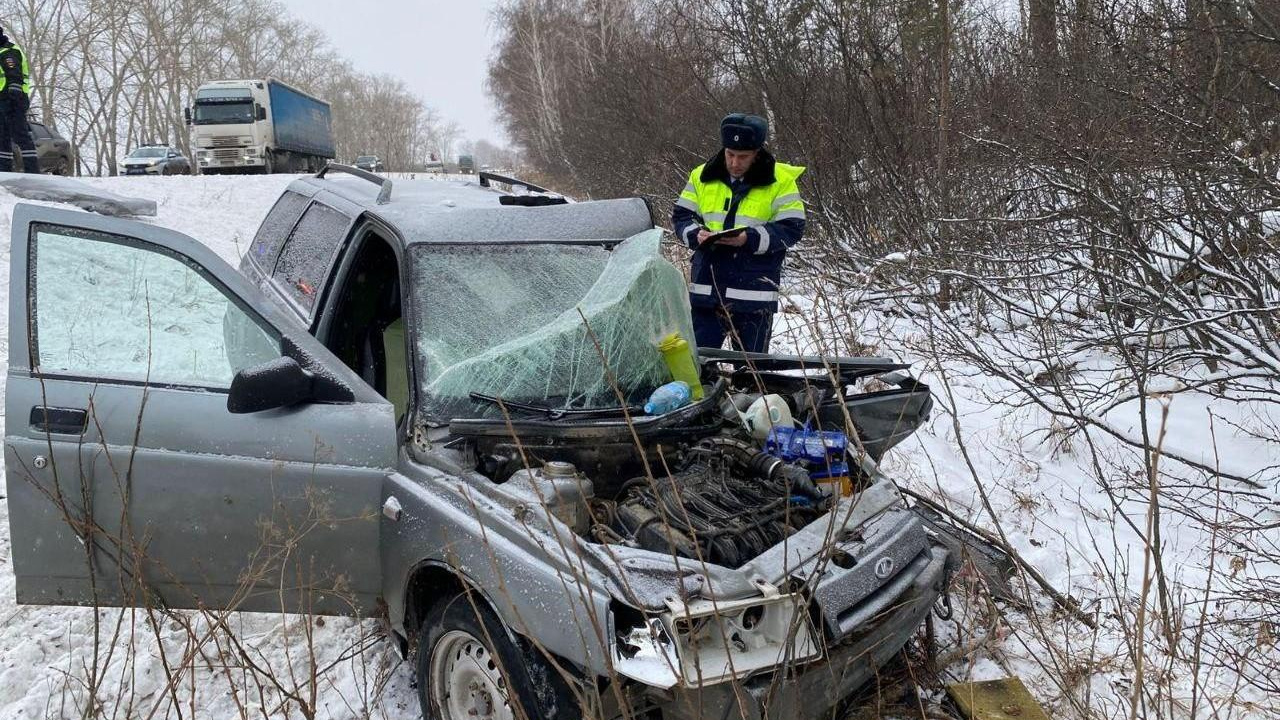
left=429, top=628, right=513, bottom=720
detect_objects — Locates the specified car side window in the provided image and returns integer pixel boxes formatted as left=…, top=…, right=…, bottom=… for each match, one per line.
left=271, top=201, right=351, bottom=315
left=32, top=226, right=281, bottom=389
left=248, top=191, right=309, bottom=272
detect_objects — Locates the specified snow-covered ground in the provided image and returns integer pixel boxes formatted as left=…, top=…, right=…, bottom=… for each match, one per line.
left=0, top=175, right=1277, bottom=719
left=772, top=291, right=1280, bottom=719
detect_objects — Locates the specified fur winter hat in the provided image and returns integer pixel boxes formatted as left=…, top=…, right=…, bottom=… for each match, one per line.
left=720, top=113, right=768, bottom=150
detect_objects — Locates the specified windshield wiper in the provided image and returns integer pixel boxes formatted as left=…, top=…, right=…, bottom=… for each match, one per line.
left=467, top=392, right=641, bottom=420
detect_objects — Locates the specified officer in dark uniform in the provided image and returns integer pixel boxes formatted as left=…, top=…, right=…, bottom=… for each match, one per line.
left=0, top=25, right=38, bottom=173
left=671, top=114, right=807, bottom=353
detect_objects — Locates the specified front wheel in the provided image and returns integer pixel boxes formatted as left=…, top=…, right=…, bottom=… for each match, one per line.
left=262, top=152, right=275, bottom=174
left=416, top=593, right=581, bottom=720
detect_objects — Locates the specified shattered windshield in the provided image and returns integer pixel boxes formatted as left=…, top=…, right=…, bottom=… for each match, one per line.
left=410, top=229, right=696, bottom=420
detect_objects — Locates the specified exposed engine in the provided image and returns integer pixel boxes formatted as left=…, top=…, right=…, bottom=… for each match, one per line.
left=609, top=438, right=830, bottom=568
left=450, top=355, right=934, bottom=569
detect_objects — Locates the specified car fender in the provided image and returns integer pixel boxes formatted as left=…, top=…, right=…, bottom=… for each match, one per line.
left=381, top=465, right=613, bottom=674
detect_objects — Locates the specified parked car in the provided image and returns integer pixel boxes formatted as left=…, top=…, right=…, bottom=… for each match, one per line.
left=11, top=120, right=73, bottom=175
left=119, top=145, right=192, bottom=176
left=5, top=166, right=947, bottom=720
left=353, top=154, right=383, bottom=172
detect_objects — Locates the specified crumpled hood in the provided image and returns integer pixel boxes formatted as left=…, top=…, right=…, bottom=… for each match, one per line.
left=578, top=478, right=905, bottom=609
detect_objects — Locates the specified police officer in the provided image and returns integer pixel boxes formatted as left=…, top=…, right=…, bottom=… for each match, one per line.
left=672, top=113, right=806, bottom=353
left=0, top=25, right=38, bottom=173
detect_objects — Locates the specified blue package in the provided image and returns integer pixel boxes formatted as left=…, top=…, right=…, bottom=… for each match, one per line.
left=765, top=426, right=848, bottom=464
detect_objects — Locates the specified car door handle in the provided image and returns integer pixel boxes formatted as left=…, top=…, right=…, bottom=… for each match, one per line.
left=30, top=406, right=88, bottom=435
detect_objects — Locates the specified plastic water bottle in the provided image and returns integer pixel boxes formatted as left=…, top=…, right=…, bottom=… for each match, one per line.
left=644, top=381, right=692, bottom=415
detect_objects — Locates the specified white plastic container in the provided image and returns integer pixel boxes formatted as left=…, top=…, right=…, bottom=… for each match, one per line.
left=741, top=394, right=793, bottom=440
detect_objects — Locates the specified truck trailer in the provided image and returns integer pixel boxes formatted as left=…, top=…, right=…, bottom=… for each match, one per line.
left=188, top=78, right=335, bottom=174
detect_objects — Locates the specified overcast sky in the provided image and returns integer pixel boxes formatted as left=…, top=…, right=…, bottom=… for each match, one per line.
left=278, top=0, right=508, bottom=146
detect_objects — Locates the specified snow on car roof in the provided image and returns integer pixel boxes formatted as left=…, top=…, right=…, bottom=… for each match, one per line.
left=295, top=173, right=654, bottom=245
left=0, top=173, right=158, bottom=216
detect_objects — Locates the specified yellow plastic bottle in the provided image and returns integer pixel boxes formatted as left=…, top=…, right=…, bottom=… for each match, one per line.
left=657, top=332, right=704, bottom=399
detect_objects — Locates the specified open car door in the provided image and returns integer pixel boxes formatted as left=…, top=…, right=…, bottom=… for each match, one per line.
left=4, top=204, right=396, bottom=616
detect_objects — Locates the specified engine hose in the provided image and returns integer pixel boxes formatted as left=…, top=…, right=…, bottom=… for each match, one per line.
left=697, top=437, right=826, bottom=499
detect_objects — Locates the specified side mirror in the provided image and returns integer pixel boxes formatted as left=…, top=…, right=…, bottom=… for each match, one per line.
left=227, top=356, right=314, bottom=413
left=256, top=105, right=267, bottom=121
left=183, top=107, right=192, bottom=125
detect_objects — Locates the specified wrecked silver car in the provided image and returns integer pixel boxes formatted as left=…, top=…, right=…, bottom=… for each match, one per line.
left=5, top=165, right=948, bottom=720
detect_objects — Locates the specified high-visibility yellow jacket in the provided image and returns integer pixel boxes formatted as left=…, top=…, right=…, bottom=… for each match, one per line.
left=671, top=148, right=806, bottom=311
left=0, top=42, right=32, bottom=95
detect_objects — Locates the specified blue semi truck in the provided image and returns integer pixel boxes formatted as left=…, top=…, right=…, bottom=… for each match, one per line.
left=189, top=78, right=336, bottom=174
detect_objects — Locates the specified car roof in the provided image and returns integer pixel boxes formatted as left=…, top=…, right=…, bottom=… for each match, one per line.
left=287, top=173, right=654, bottom=246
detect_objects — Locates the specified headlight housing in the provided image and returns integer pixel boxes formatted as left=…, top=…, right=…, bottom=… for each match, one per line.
left=612, top=585, right=820, bottom=688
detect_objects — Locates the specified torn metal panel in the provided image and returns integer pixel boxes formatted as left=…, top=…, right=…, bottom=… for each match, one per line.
left=0, top=173, right=157, bottom=216
left=911, top=502, right=1021, bottom=605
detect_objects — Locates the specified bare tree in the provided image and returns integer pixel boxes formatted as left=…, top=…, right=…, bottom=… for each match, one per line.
left=488, top=1, right=1280, bottom=716
left=0, top=0, right=460, bottom=175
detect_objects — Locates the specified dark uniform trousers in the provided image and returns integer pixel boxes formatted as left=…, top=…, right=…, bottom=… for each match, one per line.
left=692, top=305, right=774, bottom=354
left=0, top=39, right=37, bottom=173
left=0, top=88, right=37, bottom=172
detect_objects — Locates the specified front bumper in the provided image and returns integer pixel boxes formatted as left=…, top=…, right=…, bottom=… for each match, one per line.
left=121, top=164, right=162, bottom=175
left=198, top=157, right=265, bottom=169
left=654, top=544, right=948, bottom=720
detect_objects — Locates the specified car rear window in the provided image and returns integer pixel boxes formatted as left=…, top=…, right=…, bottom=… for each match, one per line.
left=248, top=192, right=308, bottom=271
left=271, top=202, right=352, bottom=316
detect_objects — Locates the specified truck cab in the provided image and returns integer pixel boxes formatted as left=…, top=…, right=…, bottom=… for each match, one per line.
left=189, top=80, right=270, bottom=174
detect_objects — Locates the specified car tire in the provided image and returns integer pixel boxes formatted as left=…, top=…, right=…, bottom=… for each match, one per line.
left=416, top=592, right=582, bottom=720
left=263, top=152, right=275, bottom=175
